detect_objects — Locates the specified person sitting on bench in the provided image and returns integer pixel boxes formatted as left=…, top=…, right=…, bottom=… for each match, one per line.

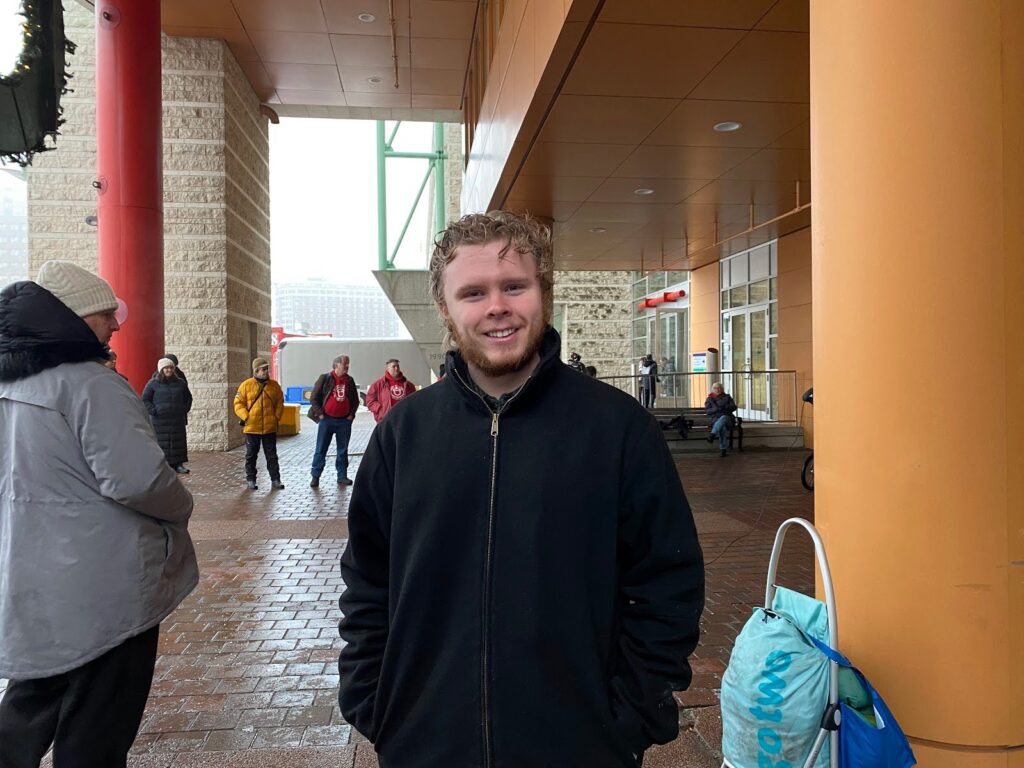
left=705, top=382, right=738, bottom=457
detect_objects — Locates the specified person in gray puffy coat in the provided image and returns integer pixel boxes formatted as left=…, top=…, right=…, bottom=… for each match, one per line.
left=0, top=262, right=198, bottom=768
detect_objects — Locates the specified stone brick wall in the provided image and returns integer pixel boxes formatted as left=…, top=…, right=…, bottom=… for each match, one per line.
left=554, top=270, right=632, bottom=385
left=27, top=4, right=269, bottom=451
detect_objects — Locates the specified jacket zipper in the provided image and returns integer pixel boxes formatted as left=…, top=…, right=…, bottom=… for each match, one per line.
left=450, top=367, right=528, bottom=768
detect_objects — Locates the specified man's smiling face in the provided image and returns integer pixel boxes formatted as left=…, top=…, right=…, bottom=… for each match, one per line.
left=440, top=239, right=546, bottom=386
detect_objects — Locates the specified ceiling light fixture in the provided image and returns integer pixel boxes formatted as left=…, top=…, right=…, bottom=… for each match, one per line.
left=589, top=227, right=607, bottom=233
left=357, top=13, right=376, bottom=23
left=367, top=76, right=384, bottom=84
left=633, top=188, right=655, bottom=196
left=713, top=121, right=743, bottom=132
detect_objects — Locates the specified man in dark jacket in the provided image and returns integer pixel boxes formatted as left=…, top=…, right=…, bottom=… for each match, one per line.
left=308, top=355, right=359, bottom=488
left=338, top=212, right=704, bottom=768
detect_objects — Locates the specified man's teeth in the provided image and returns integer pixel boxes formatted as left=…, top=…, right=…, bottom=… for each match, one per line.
left=487, top=329, right=515, bottom=338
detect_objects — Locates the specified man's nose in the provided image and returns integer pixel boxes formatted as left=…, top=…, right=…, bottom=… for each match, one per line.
left=485, top=291, right=511, bottom=316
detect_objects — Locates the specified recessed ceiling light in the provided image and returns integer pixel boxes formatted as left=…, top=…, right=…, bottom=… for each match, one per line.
left=589, top=227, right=607, bottom=233
left=562, top=253, right=574, bottom=259
left=367, top=76, right=384, bottom=84
left=357, top=13, right=376, bottom=23
left=633, top=188, right=655, bottom=196
left=713, top=121, right=743, bottom=132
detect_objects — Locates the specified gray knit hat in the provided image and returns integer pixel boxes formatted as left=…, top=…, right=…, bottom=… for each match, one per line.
left=36, top=261, right=118, bottom=318
left=158, top=357, right=175, bottom=372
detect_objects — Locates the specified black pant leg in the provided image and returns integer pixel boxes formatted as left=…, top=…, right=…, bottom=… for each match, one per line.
left=50, top=625, right=159, bottom=768
left=244, top=433, right=261, bottom=481
left=262, top=433, right=280, bottom=481
left=0, top=675, right=67, bottom=768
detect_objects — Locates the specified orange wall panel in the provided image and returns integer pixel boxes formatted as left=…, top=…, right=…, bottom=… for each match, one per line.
left=777, top=226, right=813, bottom=446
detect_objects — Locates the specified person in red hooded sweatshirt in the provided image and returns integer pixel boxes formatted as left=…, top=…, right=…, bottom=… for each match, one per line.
left=364, top=359, right=417, bottom=423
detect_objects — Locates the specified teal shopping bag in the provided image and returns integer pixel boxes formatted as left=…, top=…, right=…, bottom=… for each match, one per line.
left=721, top=604, right=830, bottom=768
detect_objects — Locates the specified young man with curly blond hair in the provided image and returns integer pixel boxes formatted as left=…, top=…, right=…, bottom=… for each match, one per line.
left=338, top=211, right=705, bottom=768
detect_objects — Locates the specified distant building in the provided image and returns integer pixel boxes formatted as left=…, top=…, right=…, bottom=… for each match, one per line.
left=273, top=280, right=405, bottom=339
left=0, top=174, right=28, bottom=287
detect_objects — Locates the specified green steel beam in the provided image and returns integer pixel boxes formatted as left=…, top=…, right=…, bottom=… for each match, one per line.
left=433, top=122, right=446, bottom=237
left=384, top=150, right=445, bottom=160
left=388, top=161, right=435, bottom=267
left=385, top=120, right=401, bottom=150
left=376, top=121, right=388, bottom=270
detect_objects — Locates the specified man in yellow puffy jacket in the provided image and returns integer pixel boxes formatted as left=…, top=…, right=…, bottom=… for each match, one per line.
left=233, top=358, right=285, bottom=491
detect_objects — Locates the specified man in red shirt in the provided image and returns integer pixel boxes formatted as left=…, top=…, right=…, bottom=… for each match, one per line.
left=364, top=359, right=417, bottom=423
left=308, top=355, right=359, bottom=488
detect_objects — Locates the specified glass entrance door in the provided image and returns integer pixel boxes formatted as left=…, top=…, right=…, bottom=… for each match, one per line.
left=722, top=305, right=771, bottom=420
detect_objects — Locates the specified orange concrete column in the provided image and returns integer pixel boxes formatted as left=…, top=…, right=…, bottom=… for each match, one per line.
left=811, top=2, right=1023, bottom=766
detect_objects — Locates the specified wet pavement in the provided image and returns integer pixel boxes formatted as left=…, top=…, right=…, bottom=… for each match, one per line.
left=4, top=412, right=815, bottom=767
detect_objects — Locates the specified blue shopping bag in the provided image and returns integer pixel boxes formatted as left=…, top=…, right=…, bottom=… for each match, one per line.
left=809, top=638, right=917, bottom=768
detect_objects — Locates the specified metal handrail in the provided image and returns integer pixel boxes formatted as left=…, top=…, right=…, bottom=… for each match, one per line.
left=596, top=370, right=801, bottom=424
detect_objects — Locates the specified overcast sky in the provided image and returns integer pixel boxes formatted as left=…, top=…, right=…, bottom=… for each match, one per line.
left=269, top=118, right=442, bottom=287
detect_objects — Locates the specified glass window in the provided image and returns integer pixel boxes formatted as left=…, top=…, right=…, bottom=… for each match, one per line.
left=731, top=254, right=749, bottom=286
left=770, top=302, right=778, bottom=335
left=632, top=277, right=647, bottom=300
left=769, top=337, right=777, bottom=370
left=720, top=260, right=730, bottom=289
left=750, top=245, right=770, bottom=280
left=721, top=289, right=730, bottom=310
left=730, top=285, right=748, bottom=308
left=770, top=277, right=777, bottom=301
left=749, top=279, right=770, bottom=305
left=632, top=317, right=647, bottom=340
left=648, top=272, right=667, bottom=292
left=667, top=270, right=688, bottom=286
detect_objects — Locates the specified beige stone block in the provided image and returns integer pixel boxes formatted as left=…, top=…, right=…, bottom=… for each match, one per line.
left=225, top=172, right=269, bottom=217
left=225, top=214, right=270, bottom=262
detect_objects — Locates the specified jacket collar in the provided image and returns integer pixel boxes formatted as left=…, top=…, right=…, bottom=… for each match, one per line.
left=444, top=326, right=563, bottom=415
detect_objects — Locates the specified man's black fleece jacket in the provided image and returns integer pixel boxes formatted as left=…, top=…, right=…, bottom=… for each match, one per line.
left=338, top=329, right=704, bottom=768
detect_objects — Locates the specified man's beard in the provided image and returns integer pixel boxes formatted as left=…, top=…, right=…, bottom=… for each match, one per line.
left=450, top=321, right=546, bottom=378
left=255, top=372, right=269, bottom=381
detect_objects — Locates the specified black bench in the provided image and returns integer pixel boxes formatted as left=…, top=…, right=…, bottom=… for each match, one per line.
left=658, top=407, right=744, bottom=452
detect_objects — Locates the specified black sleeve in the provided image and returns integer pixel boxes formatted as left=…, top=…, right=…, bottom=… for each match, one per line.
left=610, top=413, right=705, bottom=754
left=141, top=381, right=157, bottom=416
left=310, top=374, right=325, bottom=409
left=347, top=378, right=359, bottom=413
left=704, top=397, right=716, bottom=416
left=183, top=382, right=193, bottom=413
left=338, top=427, right=393, bottom=740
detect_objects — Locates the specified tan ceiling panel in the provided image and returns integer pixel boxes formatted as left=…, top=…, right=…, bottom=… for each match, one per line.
left=248, top=30, right=336, bottom=65
left=163, top=26, right=261, bottom=62
left=587, top=177, right=709, bottom=204
left=408, top=0, right=477, bottom=39
left=509, top=176, right=605, bottom=202
left=539, top=95, right=679, bottom=145
left=722, top=147, right=810, bottom=181
left=237, top=61, right=277, bottom=101
left=770, top=120, right=809, bottom=149
left=686, top=178, right=799, bottom=208
left=562, top=23, right=743, bottom=99
left=410, top=68, right=465, bottom=96
left=233, top=0, right=328, bottom=33
left=161, top=0, right=241, bottom=28
left=755, top=0, right=809, bottom=33
left=322, top=0, right=411, bottom=36
left=613, top=144, right=758, bottom=179
left=331, top=35, right=411, bottom=68
left=227, top=39, right=261, bottom=63
left=411, top=37, right=471, bottom=70
left=520, top=142, right=635, bottom=178
left=690, top=30, right=809, bottom=103
left=570, top=201, right=675, bottom=223
left=340, top=66, right=411, bottom=93
left=263, top=62, right=343, bottom=90
left=504, top=200, right=583, bottom=221
left=276, top=89, right=348, bottom=106
left=644, top=99, right=809, bottom=147
left=598, top=0, right=777, bottom=30
left=412, top=94, right=463, bottom=109
left=344, top=91, right=413, bottom=108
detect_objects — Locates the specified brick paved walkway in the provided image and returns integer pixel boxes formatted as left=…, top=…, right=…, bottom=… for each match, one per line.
left=4, top=413, right=815, bottom=767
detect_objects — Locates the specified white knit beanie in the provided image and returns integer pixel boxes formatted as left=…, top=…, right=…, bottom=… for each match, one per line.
left=157, top=357, right=175, bottom=373
left=36, top=260, right=118, bottom=318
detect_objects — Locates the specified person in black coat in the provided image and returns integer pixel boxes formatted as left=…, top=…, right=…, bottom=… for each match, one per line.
left=705, top=381, right=738, bottom=457
left=638, top=354, right=659, bottom=408
left=142, top=357, right=193, bottom=474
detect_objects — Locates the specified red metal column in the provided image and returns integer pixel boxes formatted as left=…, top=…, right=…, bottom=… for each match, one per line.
left=95, top=0, right=163, bottom=392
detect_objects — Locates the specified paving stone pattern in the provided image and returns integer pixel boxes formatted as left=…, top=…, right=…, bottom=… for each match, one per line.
left=4, top=413, right=814, bottom=767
